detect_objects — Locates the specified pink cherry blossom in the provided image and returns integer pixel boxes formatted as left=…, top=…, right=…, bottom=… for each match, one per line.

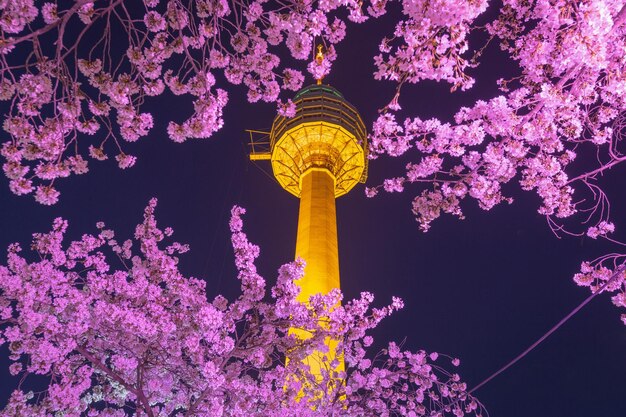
left=115, top=154, right=137, bottom=169
left=0, top=201, right=484, bottom=417
left=361, top=1, right=626, bottom=322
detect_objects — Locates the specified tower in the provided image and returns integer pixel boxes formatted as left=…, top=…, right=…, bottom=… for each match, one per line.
left=250, top=82, right=367, bottom=379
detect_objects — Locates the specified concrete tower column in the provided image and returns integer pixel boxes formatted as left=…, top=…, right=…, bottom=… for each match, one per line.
left=295, top=168, right=340, bottom=301
left=291, top=167, right=344, bottom=381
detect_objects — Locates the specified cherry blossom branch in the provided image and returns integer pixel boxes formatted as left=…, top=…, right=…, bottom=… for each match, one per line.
left=470, top=263, right=625, bottom=396
left=75, top=346, right=156, bottom=417
left=567, top=155, right=626, bottom=185
left=4, top=0, right=94, bottom=48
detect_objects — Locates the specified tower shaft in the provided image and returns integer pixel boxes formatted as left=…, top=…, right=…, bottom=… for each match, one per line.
left=295, top=168, right=339, bottom=302
left=291, top=168, right=344, bottom=380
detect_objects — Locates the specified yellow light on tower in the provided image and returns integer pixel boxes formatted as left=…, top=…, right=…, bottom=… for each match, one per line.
left=250, top=78, right=367, bottom=383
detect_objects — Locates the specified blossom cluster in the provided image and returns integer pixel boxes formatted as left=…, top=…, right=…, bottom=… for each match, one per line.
left=364, top=0, right=626, bottom=322
left=0, top=201, right=484, bottom=417
left=369, top=0, right=626, bottom=237
left=373, top=0, right=488, bottom=92
left=573, top=257, right=626, bottom=325
left=0, top=0, right=370, bottom=204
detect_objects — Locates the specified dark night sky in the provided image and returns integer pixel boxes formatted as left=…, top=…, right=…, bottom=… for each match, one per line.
left=1, top=4, right=626, bottom=417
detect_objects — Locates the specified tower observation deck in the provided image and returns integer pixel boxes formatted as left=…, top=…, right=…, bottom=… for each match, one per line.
left=268, top=84, right=368, bottom=198
left=250, top=83, right=367, bottom=381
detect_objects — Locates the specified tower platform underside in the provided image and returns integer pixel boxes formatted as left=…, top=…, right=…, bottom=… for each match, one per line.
left=271, top=121, right=366, bottom=198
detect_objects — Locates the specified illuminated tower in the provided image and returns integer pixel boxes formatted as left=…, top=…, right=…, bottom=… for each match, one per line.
left=250, top=78, right=367, bottom=379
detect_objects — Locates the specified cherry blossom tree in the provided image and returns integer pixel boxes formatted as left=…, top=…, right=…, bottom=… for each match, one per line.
left=363, top=0, right=626, bottom=324
left=0, top=0, right=356, bottom=204
left=0, top=200, right=483, bottom=417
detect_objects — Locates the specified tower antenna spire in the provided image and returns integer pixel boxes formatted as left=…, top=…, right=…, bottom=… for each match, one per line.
left=315, top=44, right=325, bottom=85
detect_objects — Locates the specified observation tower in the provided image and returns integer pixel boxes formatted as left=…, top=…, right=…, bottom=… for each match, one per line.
left=249, top=64, right=368, bottom=379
